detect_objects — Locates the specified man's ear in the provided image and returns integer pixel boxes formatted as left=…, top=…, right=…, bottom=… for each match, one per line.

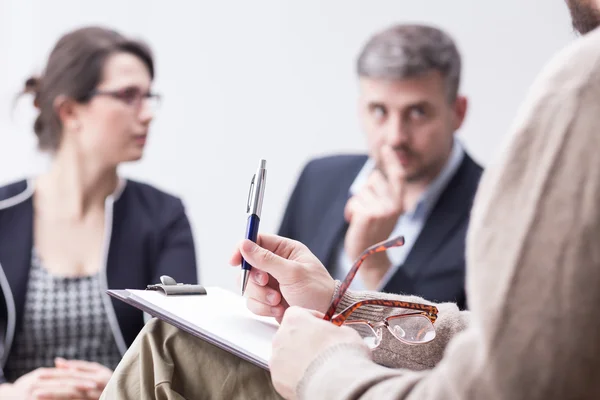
left=453, top=95, right=468, bottom=130
left=53, top=95, right=80, bottom=132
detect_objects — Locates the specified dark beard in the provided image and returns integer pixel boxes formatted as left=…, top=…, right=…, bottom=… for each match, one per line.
left=566, top=0, right=600, bottom=34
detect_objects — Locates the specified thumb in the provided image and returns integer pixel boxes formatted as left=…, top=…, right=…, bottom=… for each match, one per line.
left=240, top=240, right=294, bottom=281
left=307, top=309, right=325, bottom=318
left=281, top=306, right=326, bottom=324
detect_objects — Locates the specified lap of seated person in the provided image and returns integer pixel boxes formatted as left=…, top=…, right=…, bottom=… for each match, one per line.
left=101, top=318, right=281, bottom=400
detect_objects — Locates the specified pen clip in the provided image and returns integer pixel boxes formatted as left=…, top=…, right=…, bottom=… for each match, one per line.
left=246, top=174, right=256, bottom=213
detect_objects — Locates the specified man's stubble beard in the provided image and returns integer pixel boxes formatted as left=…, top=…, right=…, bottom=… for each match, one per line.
left=566, top=0, right=600, bottom=34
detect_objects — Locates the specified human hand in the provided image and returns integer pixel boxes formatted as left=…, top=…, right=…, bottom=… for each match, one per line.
left=230, top=234, right=336, bottom=323
left=54, top=358, right=112, bottom=399
left=344, top=146, right=406, bottom=289
left=270, top=306, right=367, bottom=399
left=0, top=366, right=97, bottom=399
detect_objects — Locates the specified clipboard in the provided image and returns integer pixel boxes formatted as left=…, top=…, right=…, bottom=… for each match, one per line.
left=107, top=286, right=279, bottom=370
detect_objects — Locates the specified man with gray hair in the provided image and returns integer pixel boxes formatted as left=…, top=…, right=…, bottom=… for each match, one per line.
left=277, top=23, right=482, bottom=308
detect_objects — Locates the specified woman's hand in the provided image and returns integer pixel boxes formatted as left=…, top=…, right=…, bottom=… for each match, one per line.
left=0, top=366, right=97, bottom=399
left=55, top=358, right=113, bottom=399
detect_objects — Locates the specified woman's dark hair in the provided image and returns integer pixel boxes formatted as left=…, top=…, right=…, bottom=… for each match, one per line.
left=21, top=26, right=154, bottom=151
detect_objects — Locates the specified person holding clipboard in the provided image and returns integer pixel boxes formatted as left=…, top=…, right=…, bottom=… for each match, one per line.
left=101, top=2, right=600, bottom=398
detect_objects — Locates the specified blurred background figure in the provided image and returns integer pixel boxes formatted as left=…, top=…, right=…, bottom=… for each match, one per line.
left=278, top=24, right=482, bottom=309
left=0, top=26, right=198, bottom=399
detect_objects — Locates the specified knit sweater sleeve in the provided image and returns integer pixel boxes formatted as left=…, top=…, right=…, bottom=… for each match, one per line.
left=333, top=285, right=470, bottom=371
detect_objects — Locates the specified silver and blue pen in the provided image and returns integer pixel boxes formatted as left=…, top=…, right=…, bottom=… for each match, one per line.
left=241, top=159, right=267, bottom=296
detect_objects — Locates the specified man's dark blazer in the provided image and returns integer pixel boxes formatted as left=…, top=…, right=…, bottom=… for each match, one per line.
left=278, top=153, right=483, bottom=310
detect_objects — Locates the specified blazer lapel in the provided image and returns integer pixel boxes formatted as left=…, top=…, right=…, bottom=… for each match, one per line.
left=396, top=156, right=479, bottom=282
left=305, top=156, right=368, bottom=270
left=400, top=200, right=466, bottom=281
left=0, top=199, right=34, bottom=326
left=311, top=190, right=349, bottom=269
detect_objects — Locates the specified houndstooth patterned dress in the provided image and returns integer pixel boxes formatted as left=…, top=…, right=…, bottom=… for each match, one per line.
left=3, top=250, right=122, bottom=382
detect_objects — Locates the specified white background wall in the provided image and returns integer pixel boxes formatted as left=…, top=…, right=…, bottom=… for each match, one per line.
left=0, top=0, right=575, bottom=291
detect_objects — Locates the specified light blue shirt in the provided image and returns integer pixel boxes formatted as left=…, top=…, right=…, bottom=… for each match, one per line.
left=331, top=139, right=465, bottom=290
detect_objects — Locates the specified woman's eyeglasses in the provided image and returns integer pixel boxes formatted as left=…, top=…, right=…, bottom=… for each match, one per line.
left=89, top=87, right=161, bottom=111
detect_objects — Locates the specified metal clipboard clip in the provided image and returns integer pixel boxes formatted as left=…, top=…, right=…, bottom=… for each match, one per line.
left=146, top=275, right=207, bottom=296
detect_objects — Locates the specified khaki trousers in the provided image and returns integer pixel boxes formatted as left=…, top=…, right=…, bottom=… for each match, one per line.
left=100, top=318, right=283, bottom=400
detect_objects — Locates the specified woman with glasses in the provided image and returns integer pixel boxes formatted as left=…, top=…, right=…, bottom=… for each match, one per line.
left=0, top=26, right=198, bottom=399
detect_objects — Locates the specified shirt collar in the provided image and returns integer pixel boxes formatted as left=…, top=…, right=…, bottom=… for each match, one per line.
left=349, top=139, right=465, bottom=219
